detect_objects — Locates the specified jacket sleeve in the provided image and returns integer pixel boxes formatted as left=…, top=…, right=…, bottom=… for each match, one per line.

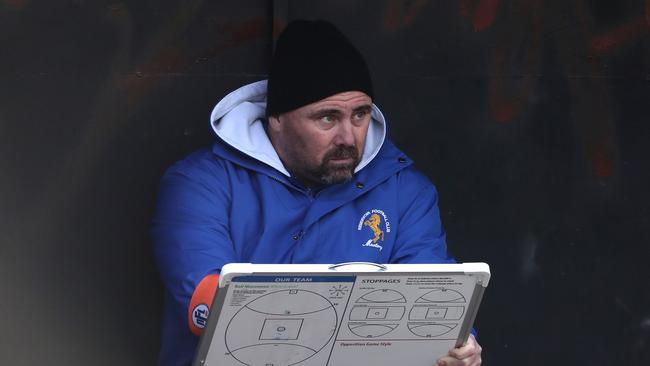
left=151, top=156, right=237, bottom=335
left=390, top=168, right=456, bottom=264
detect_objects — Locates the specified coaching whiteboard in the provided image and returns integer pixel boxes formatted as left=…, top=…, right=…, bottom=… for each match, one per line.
left=193, top=262, right=490, bottom=366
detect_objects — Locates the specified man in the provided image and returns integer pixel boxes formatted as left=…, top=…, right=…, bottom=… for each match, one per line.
left=152, top=20, right=482, bottom=366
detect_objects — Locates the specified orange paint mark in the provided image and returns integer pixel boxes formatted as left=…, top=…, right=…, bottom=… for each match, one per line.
left=590, top=18, right=649, bottom=55
left=383, top=0, right=429, bottom=32
left=473, top=0, right=500, bottom=31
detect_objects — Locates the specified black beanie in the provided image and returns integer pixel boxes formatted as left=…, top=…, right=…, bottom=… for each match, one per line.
left=266, top=20, right=374, bottom=116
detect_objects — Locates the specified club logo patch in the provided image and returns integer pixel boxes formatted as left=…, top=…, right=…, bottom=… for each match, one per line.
left=357, top=209, right=391, bottom=251
left=192, top=303, right=210, bottom=329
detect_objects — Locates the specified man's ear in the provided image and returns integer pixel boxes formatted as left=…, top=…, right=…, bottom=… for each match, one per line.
left=267, top=115, right=281, bottom=132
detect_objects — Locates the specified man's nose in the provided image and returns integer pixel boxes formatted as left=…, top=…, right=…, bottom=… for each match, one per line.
left=333, top=119, right=355, bottom=146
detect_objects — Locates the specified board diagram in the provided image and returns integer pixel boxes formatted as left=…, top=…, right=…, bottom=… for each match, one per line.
left=344, top=289, right=407, bottom=338
left=416, top=288, right=466, bottom=303
left=347, top=322, right=400, bottom=338
left=224, top=289, right=338, bottom=366
left=341, top=287, right=467, bottom=339
left=407, top=323, right=458, bottom=338
left=356, top=289, right=407, bottom=303
left=405, top=288, right=466, bottom=338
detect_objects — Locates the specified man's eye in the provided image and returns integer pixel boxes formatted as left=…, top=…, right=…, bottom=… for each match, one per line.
left=320, top=115, right=334, bottom=124
left=353, top=111, right=368, bottom=119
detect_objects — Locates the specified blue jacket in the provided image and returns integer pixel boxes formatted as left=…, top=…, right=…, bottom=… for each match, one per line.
left=152, top=81, right=454, bottom=365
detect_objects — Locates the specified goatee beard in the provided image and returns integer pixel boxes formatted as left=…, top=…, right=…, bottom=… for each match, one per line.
left=317, top=146, right=359, bottom=185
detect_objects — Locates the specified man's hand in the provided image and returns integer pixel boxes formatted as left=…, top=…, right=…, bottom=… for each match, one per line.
left=435, top=334, right=482, bottom=366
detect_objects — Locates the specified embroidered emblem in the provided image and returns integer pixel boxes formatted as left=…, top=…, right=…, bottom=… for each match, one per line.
left=364, top=214, right=384, bottom=242
left=357, top=209, right=391, bottom=251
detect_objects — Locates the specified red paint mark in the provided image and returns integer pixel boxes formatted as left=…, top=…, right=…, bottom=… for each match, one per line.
left=383, top=0, right=429, bottom=32
left=459, top=0, right=500, bottom=31
left=107, top=2, right=127, bottom=17
left=459, top=0, right=474, bottom=18
left=145, top=47, right=185, bottom=73
left=193, top=17, right=283, bottom=65
left=589, top=18, right=649, bottom=55
left=119, top=17, right=283, bottom=107
left=222, top=17, right=276, bottom=48
left=119, top=45, right=185, bottom=95
left=118, top=51, right=183, bottom=107
left=589, top=142, right=614, bottom=178
left=585, top=54, right=600, bottom=67
left=271, top=17, right=285, bottom=36
left=203, top=17, right=284, bottom=59
left=473, top=0, right=500, bottom=31
left=119, top=74, right=149, bottom=107
left=486, top=46, right=523, bottom=124
left=491, top=100, right=520, bottom=124
left=2, top=0, right=28, bottom=9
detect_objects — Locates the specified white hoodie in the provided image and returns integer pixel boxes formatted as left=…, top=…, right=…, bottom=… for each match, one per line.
left=209, top=80, right=387, bottom=177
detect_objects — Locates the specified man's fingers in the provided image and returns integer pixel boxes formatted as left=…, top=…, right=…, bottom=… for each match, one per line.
left=449, top=335, right=481, bottom=359
left=449, top=342, right=481, bottom=359
left=436, top=355, right=459, bottom=366
left=436, top=354, right=482, bottom=366
left=436, top=335, right=482, bottom=366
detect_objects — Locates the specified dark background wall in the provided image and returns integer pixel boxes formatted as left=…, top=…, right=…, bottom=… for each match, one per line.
left=1, top=0, right=648, bottom=365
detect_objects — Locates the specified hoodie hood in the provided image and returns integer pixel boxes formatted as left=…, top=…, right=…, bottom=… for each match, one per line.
left=210, top=80, right=386, bottom=177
